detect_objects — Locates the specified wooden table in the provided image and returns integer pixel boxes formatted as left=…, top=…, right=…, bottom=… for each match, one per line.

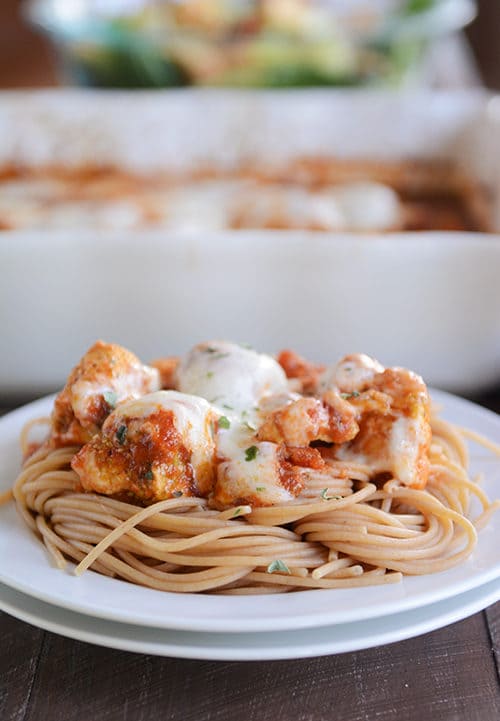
left=1, top=391, right=499, bottom=721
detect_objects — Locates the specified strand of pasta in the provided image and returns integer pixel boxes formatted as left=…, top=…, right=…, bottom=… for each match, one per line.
left=249, top=484, right=377, bottom=526
left=19, top=416, right=51, bottom=458
left=0, top=489, right=13, bottom=506
left=458, top=427, right=500, bottom=456
left=431, top=417, right=469, bottom=466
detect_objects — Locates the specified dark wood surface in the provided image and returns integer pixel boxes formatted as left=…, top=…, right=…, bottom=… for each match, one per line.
left=1, top=391, right=499, bottom=721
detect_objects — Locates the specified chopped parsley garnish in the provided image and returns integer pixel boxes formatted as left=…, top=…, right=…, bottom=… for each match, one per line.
left=256, top=486, right=265, bottom=492
left=172, top=490, right=183, bottom=498
left=245, top=445, right=259, bottom=462
left=218, top=416, right=231, bottom=430
left=144, top=470, right=154, bottom=480
left=232, top=507, right=243, bottom=518
left=222, top=404, right=234, bottom=411
left=267, top=560, right=291, bottom=575
left=204, top=347, right=229, bottom=360
left=206, top=371, right=214, bottom=379
left=340, top=391, right=360, bottom=400
left=103, top=390, right=118, bottom=408
left=321, top=488, right=341, bottom=501
left=116, top=425, right=127, bottom=445
left=241, top=409, right=248, bottom=419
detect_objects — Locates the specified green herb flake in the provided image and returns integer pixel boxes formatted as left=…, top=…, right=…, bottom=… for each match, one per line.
left=267, top=560, right=291, bottom=575
left=222, top=404, right=234, bottom=411
left=321, top=488, right=341, bottom=501
left=218, top=416, right=231, bottom=430
left=232, top=507, right=243, bottom=518
left=340, top=391, right=360, bottom=400
left=116, top=425, right=127, bottom=445
left=206, top=371, right=214, bottom=379
left=204, top=347, right=218, bottom=354
left=144, top=469, right=154, bottom=481
left=245, top=445, right=259, bottom=462
left=172, top=490, right=183, bottom=498
left=103, top=390, right=118, bottom=408
left=256, top=486, right=265, bottom=492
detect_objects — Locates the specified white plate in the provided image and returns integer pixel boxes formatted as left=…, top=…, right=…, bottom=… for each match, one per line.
left=1, top=577, right=498, bottom=661
left=0, top=391, right=499, bottom=633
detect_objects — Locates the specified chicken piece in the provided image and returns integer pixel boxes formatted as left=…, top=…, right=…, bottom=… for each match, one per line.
left=52, top=341, right=160, bottom=447
left=212, top=441, right=305, bottom=509
left=150, top=356, right=180, bottom=389
left=334, top=360, right=431, bottom=489
left=213, top=400, right=332, bottom=509
left=321, top=353, right=385, bottom=395
left=71, top=391, right=218, bottom=503
left=277, top=349, right=325, bottom=394
left=257, top=394, right=358, bottom=446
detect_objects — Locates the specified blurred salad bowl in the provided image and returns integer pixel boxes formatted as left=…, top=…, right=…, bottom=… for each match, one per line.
left=26, top=0, right=476, bottom=88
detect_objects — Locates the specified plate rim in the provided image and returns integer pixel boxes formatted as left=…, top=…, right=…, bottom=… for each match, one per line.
left=0, top=577, right=498, bottom=661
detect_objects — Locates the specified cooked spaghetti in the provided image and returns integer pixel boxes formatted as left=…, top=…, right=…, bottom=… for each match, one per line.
left=12, top=340, right=500, bottom=594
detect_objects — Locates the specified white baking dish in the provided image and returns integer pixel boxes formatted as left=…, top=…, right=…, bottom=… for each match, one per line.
left=0, top=89, right=499, bottom=395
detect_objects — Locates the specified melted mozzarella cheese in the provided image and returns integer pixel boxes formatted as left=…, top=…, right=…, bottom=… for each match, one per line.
left=110, top=390, right=217, bottom=477
left=321, top=353, right=385, bottom=393
left=330, top=182, right=401, bottom=231
left=165, top=181, right=250, bottom=231
left=174, top=343, right=299, bottom=506
left=70, top=365, right=160, bottom=424
left=335, top=414, right=424, bottom=487
left=176, top=341, right=289, bottom=418
left=236, top=186, right=344, bottom=230
left=389, top=415, right=422, bottom=487
left=215, top=442, right=295, bottom=507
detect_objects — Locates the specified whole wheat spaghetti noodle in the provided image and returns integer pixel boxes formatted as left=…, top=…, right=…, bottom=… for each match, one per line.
left=12, top=412, right=499, bottom=594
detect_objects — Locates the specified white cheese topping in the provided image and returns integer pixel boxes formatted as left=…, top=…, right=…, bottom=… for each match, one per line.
left=389, top=415, right=421, bottom=487
left=216, top=442, right=295, bottom=506
left=71, top=365, right=159, bottom=424
left=330, top=182, right=401, bottom=231
left=108, top=390, right=217, bottom=478
left=321, top=353, right=384, bottom=393
left=176, top=341, right=289, bottom=419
